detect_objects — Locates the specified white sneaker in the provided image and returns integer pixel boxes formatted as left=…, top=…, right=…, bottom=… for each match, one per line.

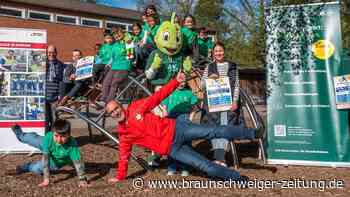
left=180, top=170, right=190, bottom=177
left=167, top=171, right=176, bottom=176
left=214, top=160, right=227, bottom=167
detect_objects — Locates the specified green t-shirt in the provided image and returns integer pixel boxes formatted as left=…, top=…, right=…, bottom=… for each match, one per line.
left=197, top=37, right=213, bottom=58
left=143, top=23, right=160, bottom=46
left=146, top=49, right=184, bottom=85
left=42, top=132, right=81, bottom=168
left=99, top=43, right=114, bottom=65
left=111, top=41, right=131, bottom=71
left=132, top=30, right=145, bottom=43
left=181, top=27, right=197, bottom=52
left=162, top=89, right=198, bottom=117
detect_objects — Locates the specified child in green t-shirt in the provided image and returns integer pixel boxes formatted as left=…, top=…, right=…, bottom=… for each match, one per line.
left=99, top=32, right=114, bottom=65
left=8, top=119, right=88, bottom=187
left=100, top=27, right=131, bottom=104
left=197, top=27, right=214, bottom=59
left=131, top=22, right=147, bottom=70
left=181, top=15, right=198, bottom=56
left=157, top=82, right=198, bottom=176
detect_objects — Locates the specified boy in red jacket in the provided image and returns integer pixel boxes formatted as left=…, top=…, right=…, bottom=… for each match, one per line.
left=106, top=72, right=260, bottom=182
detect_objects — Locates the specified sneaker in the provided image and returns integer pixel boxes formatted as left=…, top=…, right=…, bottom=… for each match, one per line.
left=214, top=160, right=227, bottom=167
left=90, top=101, right=104, bottom=110
left=147, top=154, right=160, bottom=167
left=95, top=101, right=106, bottom=108
left=180, top=170, right=190, bottom=177
left=5, top=166, right=24, bottom=176
left=148, top=160, right=160, bottom=168
left=167, top=170, right=176, bottom=176
left=11, top=124, right=22, bottom=136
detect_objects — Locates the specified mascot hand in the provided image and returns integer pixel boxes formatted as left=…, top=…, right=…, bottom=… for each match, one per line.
left=151, top=53, right=162, bottom=70
left=183, top=56, right=192, bottom=73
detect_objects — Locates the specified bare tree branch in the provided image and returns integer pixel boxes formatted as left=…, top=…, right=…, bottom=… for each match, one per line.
left=223, top=8, right=255, bottom=33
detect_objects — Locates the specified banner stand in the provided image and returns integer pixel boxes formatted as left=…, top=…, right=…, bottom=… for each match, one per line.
left=266, top=2, right=350, bottom=167
left=0, top=28, right=47, bottom=153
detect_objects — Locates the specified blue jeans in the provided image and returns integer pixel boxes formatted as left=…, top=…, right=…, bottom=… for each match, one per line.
left=169, top=114, right=255, bottom=180
left=13, top=128, right=59, bottom=174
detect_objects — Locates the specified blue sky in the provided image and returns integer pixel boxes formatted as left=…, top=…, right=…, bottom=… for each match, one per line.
left=95, top=0, right=239, bottom=11
left=96, top=0, right=137, bottom=10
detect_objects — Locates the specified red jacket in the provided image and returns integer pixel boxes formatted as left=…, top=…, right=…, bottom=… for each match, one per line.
left=116, top=79, right=180, bottom=180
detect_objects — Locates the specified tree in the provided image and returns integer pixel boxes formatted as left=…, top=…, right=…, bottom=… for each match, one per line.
left=193, top=0, right=226, bottom=33
left=222, top=0, right=266, bottom=67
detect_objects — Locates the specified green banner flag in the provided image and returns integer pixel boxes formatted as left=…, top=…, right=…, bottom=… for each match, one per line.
left=266, top=2, right=350, bottom=166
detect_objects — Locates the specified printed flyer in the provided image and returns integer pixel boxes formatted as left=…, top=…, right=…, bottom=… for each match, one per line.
left=333, top=74, right=350, bottom=109
left=205, top=77, right=232, bottom=112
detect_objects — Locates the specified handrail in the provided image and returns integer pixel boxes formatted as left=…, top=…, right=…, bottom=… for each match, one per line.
left=239, top=87, right=266, bottom=135
left=56, top=106, right=151, bottom=171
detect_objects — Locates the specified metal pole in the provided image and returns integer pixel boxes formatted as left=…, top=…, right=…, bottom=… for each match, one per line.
left=56, top=106, right=151, bottom=171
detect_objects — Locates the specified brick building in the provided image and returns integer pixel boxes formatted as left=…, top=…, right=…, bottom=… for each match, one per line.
left=0, top=0, right=142, bottom=61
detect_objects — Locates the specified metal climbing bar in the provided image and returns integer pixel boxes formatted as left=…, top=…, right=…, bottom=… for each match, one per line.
left=55, top=106, right=152, bottom=171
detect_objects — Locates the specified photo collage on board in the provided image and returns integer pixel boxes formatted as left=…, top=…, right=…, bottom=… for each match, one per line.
left=0, top=48, right=46, bottom=121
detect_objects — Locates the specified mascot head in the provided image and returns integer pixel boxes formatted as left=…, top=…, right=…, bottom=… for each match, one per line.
left=154, top=13, right=183, bottom=56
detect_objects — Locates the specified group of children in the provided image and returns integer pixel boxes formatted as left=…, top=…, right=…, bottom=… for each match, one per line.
left=7, top=5, right=242, bottom=187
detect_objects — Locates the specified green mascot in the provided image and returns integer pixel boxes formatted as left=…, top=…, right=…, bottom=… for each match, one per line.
left=145, top=13, right=192, bottom=86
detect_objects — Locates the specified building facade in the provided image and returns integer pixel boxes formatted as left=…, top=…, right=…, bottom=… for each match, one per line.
left=0, top=0, right=141, bottom=61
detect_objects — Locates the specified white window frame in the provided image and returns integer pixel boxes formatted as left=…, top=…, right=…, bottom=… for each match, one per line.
left=81, top=17, right=102, bottom=28
left=0, top=6, right=25, bottom=18
left=55, top=13, right=78, bottom=25
left=28, top=10, right=53, bottom=22
left=105, top=20, right=131, bottom=31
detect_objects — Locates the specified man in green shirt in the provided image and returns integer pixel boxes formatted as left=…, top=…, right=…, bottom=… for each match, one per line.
left=8, top=119, right=88, bottom=187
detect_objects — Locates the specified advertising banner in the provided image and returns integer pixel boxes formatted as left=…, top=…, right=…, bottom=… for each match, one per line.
left=0, top=28, right=46, bottom=153
left=266, top=2, right=350, bottom=166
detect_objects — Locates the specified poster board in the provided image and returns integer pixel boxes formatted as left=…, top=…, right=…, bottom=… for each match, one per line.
left=75, top=56, right=94, bottom=81
left=205, top=77, right=232, bottom=112
left=0, top=28, right=46, bottom=153
left=333, top=74, right=350, bottom=109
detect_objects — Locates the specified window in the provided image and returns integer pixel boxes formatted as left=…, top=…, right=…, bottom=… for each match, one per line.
left=81, top=18, right=102, bottom=28
left=0, top=6, right=24, bottom=18
left=105, top=21, right=130, bottom=31
left=56, top=14, right=77, bottom=25
left=127, top=25, right=133, bottom=32
left=29, top=10, right=52, bottom=21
